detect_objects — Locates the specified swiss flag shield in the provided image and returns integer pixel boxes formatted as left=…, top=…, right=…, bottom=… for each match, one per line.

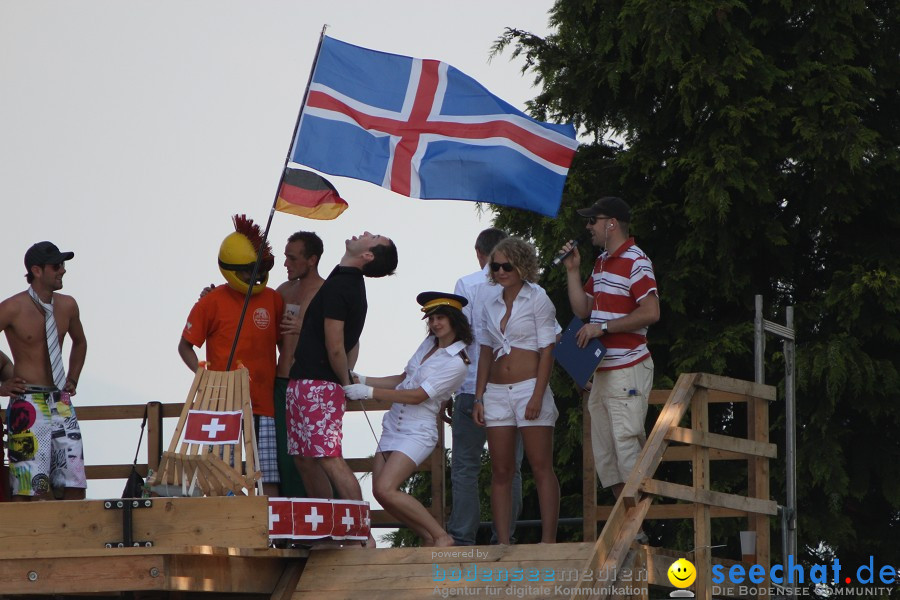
left=331, top=500, right=362, bottom=540
left=338, top=500, right=370, bottom=541
left=183, top=410, right=242, bottom=445
left=268, top=498, right=294, bottom=539
left=292, top=498, right=334, bottom=539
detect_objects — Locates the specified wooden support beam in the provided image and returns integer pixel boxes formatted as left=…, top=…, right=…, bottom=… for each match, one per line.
left=642, top=479, right=777, bottom=516
left=695, top=373, right=777, bottom=401
left=571, top=495, right=653, bottom=600
left=662, top=445, right=749, bottom=462
left=692, top=388, right=712, bottom=600
left=650, top=389, right=761, bottom=405
left=430, top=419, right=446, bottom=526
left=0, top=496, right=268, bottom=554
left=666, top=427, right=777, bottom=459
left=594, top=503, right=748, bottom=521
left=748, top=394, right=772, bottom=599
left=621, top=373, right=698, bottom=508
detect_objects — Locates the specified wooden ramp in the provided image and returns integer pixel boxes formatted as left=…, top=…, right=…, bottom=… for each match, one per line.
left=292, top=543, right=597, bottom=599
left=574, top=373, right=777, bottom=600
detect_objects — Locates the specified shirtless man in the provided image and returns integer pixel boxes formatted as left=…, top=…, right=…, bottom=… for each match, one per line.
left=0, top=241, right=88, bottom=501
left=274, top=231, right=325, bottom=496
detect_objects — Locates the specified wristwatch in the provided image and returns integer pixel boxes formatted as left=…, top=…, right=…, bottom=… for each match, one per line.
left=601, top=321, right=609, bottom=334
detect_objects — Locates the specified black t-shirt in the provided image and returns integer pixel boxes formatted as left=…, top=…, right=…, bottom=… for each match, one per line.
left=289, top=265, right=367, bottom=383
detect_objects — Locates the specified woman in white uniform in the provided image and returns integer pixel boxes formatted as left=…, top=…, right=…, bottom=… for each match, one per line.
left=473, top=237, right=559, bottom=544
left=344, top=291, right=472, bottom=547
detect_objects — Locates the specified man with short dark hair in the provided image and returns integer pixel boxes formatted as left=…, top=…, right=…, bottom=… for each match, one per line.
left=561, top=197, right=659, bottom=503
left=274, top=231, right=325, bottom=496
left=286, top=231, right=396, bottom=545
left=0, top=241, right=88, bottom=501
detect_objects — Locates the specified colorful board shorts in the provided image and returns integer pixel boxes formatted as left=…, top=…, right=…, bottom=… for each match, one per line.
left=6, top=391, right=87, bottom=496
left=286, top=379, right=346, bottom=458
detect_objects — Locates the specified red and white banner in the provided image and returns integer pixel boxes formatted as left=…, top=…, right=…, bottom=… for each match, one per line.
left=268, top=498, right=371, bottom=542
left=292, top=498, right=334, bottom=540
left=267, top=497, right=294, bottom=539
left=183, top=410, right=242, bottom=445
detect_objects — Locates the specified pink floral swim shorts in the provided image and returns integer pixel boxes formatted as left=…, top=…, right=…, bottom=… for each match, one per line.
left=286, top=379, right=346, bottom=458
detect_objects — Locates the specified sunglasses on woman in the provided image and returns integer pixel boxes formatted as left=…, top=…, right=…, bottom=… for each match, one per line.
left=490, top=262, right=515, bottom=273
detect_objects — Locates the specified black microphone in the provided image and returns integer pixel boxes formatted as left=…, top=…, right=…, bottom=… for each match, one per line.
left=551, top=235, right=587, bottom=267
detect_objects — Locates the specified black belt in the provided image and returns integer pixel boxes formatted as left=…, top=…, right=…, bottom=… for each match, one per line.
left=23, top=384, right=59, bottom=394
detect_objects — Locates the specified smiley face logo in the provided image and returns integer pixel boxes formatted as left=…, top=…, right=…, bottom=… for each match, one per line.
left=668, top=558, right=697, bottom=588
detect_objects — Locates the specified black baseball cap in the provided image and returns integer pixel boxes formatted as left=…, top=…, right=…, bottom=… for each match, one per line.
left=24, top=241, right=75, bottom=270
left=576, top=196, right=632, bottom=222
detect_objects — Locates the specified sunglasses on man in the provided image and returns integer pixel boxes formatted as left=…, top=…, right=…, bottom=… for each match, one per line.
left=588, top=216, right=613, bottom=225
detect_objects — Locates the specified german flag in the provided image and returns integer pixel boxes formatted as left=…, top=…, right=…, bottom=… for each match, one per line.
left=276, top=167, right=348, bottom=220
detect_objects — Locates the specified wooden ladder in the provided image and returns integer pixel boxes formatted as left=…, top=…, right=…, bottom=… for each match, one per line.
left=574, top=373, right=778, bottom=600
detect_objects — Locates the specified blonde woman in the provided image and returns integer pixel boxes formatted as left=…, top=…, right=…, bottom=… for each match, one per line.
left=473, top=237, right=559, bottom=543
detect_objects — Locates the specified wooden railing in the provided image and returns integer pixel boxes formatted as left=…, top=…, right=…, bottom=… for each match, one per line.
left=1, top=399, right=446, bottom=528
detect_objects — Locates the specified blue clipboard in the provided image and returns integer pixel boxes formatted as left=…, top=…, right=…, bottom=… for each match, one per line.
left=553, top=317, right=607, bottom=388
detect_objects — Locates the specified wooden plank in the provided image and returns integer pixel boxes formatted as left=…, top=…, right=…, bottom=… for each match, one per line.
left=621, top=373, right=699, bottom=507
left=571, top=496, right=652, bottom=599
left=296, top=557, right=588, bottom=593
left=650, top=389, right=754, bottom=405
left=583, top=390, right=598, bottom=542
left=748, top=395, right=771, bottom=598
left=662, top=445, right=748, bottom=462
left=300, top=542, right=594, bottom=567
left=666, top=427, right=777, bottom=458
left=695, top=373, right=776, bottom=401
left=642, top=479, right=777, bottom=516
left=594, top=503, right=748, bottom=520
left=272, top=562, right=306, bottom=600
left=164, top=552, right=288, bottom=593
left=0, top=554, right=166, bottom=594
left=0, top=496, right=268, bottom=553
left=76, top=403, right=185, bottom=420
left=692, top=388, right=712, bottom=600
left=147, top=400, right=164, bottom=473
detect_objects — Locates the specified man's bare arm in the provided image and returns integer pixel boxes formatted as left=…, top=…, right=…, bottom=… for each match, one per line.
left=323, top=318, right=350, bottom=385
left=178, top=337, right=200, bottom=372
left=65, top=301, right=87, bottom=394
left=347, top=343, right=360, bottom=372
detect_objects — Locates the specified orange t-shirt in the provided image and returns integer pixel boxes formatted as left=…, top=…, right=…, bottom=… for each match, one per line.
left=182, top=285, right=283, bottom=417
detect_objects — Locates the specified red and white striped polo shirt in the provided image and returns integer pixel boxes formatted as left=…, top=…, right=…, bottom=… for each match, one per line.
left=582, top=238, right=658, bottom=370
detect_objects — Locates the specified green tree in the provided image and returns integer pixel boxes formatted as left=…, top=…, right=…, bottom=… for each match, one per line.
left=491, top=0, right=900, bottom=565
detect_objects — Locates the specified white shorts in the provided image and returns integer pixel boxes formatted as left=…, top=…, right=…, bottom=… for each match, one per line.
left=483, top=378, right=557, bottom=428
left=378, top=408, right=438, bottom=466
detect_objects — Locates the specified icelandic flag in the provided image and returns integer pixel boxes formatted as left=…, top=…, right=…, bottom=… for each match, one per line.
left=291, top=36, right=579, bottom=218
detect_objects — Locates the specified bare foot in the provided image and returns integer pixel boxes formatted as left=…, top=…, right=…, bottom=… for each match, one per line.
left=433, top=534, right=455, bottom=547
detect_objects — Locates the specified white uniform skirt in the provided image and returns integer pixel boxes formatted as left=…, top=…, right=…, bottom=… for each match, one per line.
left=378, top=406, right=439, bottom=466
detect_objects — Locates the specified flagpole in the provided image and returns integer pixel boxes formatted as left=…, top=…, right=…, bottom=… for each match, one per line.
left=225, top=25, right=329, bottom=370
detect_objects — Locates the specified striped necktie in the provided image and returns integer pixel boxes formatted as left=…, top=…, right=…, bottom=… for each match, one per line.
left=28, top=286, right=67, bottom=390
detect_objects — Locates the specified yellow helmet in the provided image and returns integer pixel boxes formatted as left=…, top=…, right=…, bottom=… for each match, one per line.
left=217, top=214, right=274, bottom=295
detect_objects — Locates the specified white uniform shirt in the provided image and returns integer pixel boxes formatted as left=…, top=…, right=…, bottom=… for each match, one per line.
left=480, top=281, right=557, bottom=359
left=454, top=265, right=491, bottom=395
left=390, top=337, right=469, bottom=420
